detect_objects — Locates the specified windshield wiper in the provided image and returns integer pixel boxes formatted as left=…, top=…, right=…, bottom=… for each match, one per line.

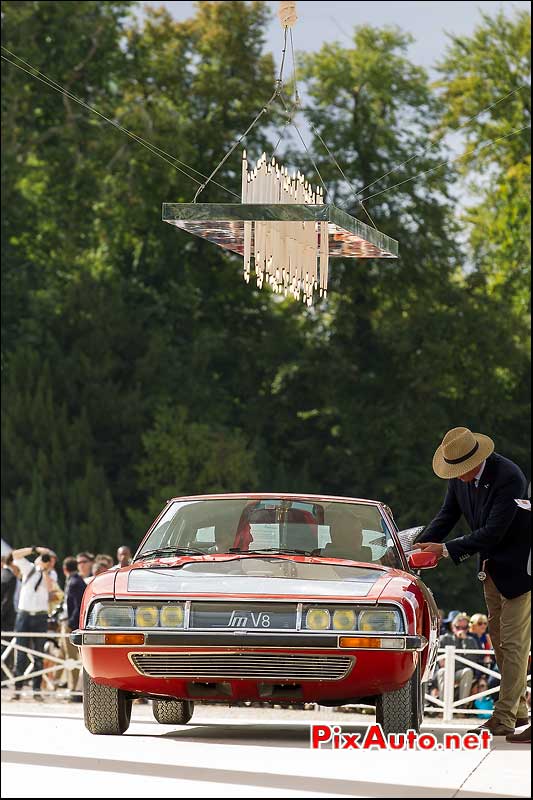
left=134, top=546, right=206, bottom=562
left=228, top=547, right=312, bottom=556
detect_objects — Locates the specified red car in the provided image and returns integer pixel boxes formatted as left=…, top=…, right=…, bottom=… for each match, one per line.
left=72, top=494, right=439, bottom=735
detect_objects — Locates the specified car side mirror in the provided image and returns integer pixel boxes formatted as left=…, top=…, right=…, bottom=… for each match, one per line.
left=408, top=551, right=438, bottom=570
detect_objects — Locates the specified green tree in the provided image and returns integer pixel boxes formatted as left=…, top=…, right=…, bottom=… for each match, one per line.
left=436, top=9, right=531, bottom=320
left=1, top=350, right=123, bottom=554
left=128, top=404, right=258, bottom=534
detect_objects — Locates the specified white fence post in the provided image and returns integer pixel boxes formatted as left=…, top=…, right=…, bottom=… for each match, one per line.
left=443, top=644, right=456, bottom=723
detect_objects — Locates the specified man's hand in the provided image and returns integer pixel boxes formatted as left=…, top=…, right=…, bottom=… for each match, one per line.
left=413, top=542, right=445, bottom=560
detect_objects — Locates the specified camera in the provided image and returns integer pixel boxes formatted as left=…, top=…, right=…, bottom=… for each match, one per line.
left=40, top=553, right=51, bottom=563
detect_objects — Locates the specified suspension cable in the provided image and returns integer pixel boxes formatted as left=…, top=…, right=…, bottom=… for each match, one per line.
left=1, top=46, right=240, bottom=198
left=191, top=27, right=290, bottom=202
left=359, top=123, right=531, bottom=203
left=357, top=84, right=530, bottom=197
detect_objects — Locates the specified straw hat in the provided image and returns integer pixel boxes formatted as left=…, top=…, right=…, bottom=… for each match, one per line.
left=433, top=427, right=494, bottom=479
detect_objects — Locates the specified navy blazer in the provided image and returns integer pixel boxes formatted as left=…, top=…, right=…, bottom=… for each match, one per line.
left=65, top=572, right=87, bottom=630
left=421, top=453, right=531, bottom=599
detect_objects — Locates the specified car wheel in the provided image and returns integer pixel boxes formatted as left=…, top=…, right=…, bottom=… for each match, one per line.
left=376, top=660, right=422, bottom=735
left=83, top=669, right=132, bottom=735
left=152, top=698, right=194, bottom=725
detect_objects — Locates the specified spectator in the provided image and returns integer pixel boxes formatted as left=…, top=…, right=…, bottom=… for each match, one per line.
left=112, top=546, right=132, bottom=569
left=76, top=552, right=95, bottom=584
left=1, top=553, right=20, bottom=668
left=472, top=677, right=495, bottom=719
left=442, top=610, right=462, bottom=634
left=95, top=553, right=114, bottom=569
left=92, top=559, right=110, bottom=577
left=11, top=546, right=56, bottom=700
left=437, top=612, right=482, bottom=703
left=58, top=557, right=86, bottom=702
left=469, top=613, right=495, bottom=674
left=47, top=551, right=59, bottom=584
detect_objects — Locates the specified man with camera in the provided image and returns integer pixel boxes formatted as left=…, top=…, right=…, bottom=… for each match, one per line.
left=11, top=545, right=57, bottom=700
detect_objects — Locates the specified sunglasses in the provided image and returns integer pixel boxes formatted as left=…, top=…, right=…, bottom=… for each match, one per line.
left=454, top=625, right=468, bottom=630
left=77, top=560, right=90, bottom=564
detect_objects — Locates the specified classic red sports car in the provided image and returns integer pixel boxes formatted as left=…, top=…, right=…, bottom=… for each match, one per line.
left=72, top=494, right=439, bottom=735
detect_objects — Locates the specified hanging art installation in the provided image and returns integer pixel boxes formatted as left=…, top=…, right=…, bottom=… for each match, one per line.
left=162, top=1, right=398, bottom=305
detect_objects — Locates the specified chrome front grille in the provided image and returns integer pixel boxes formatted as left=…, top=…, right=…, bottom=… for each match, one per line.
left=130, top=652, right=353, bottom=681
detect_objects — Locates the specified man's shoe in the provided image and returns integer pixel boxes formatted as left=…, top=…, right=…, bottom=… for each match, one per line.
left=515, top=716, right=530, bottom=728
left=506, top=725, right=531, bottom=743
left=33, top=692, right=44, bottom=702
left=68, top=695, right=83, bottom=703
left=468, top=718, right=514, bottom=736
left=11, top=691, right=21, bottom=701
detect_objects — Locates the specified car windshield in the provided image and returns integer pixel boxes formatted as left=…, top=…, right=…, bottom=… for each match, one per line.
left=136, top=498, right=403, bottom=568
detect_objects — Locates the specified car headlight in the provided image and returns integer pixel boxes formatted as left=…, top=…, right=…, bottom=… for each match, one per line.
left=135, top=606, right=159, bottom=627
left=332, top=609, right=356, bottom=631
left=305, top=608, right=331, bottom=630
left=88, top=603, right=134, bottom=628
left=160, top=604, right=185, bottom=628
left=359, top=609, right=402, bottom=632
left=86, top=602, right=188, bottom=629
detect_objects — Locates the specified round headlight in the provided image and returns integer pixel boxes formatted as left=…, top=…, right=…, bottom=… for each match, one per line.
left=306, top=608, right=331, bottom=630
left=160, top=604, right=184, bottom=628
left=135, top=606, right=159, bottom=627
left=332, top=609, right=356, bottom=630
left=96, top=605, right=134, bottom=628
left=359, top=609, right=401, bottom=632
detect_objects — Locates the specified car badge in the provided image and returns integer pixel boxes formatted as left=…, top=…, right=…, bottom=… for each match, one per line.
left=477, top=570, right=487, bottom=582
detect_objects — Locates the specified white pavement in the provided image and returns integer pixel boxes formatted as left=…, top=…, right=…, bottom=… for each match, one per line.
left=1, top=701, right=531, bottom=798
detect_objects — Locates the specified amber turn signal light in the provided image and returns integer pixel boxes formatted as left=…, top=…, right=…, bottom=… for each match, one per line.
left=339, top=636, right=382, bottom=648
left=104, top=633, right=145, bottom=645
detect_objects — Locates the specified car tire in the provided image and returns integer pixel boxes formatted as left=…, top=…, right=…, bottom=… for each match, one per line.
left=376, top=660, right=422, bottom=735
left=83, top=669, right=132, bottom=735
left=152, top=698, right=194, bottom=725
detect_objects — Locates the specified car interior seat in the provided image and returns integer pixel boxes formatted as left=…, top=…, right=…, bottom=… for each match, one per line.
left=321, top=512, right=373, bottom=562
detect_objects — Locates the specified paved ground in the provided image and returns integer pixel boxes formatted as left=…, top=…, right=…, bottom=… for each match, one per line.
left=1, top=698, right=530, bottom=798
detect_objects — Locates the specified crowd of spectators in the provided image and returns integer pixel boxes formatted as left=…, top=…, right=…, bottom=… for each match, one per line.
left=428, top=609, right=507, bottom=718
left=1, top=544, right=132, bottom=701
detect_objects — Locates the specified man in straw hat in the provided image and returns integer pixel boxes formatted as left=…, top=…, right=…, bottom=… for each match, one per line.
left=415, top=427, right=531, bottom=736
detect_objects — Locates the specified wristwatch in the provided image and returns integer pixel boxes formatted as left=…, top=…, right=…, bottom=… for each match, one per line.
left=442, top=544, right=449, bottom=558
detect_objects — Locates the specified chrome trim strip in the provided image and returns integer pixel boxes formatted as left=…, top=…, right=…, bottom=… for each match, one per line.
left=115, top=595, right=385, bottom=604
left=402, top=595, right=418, bottom=634
left=184, top=600, right=192, bottom=630
left=296, top=602, right=303, bottom=631
left=75, top=630, right=425, bottom=651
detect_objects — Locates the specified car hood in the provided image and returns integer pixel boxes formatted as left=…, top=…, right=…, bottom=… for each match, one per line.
left=114, top=555, right=395, bottom=600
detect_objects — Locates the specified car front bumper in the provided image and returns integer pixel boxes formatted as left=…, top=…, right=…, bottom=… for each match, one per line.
left=71, top=630, right=426, bottom=702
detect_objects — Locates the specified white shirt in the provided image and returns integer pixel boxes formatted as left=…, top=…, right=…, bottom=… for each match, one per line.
left=13, top=557, right=50, bottom=613
left=474, top=460, right=486, bottom=488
